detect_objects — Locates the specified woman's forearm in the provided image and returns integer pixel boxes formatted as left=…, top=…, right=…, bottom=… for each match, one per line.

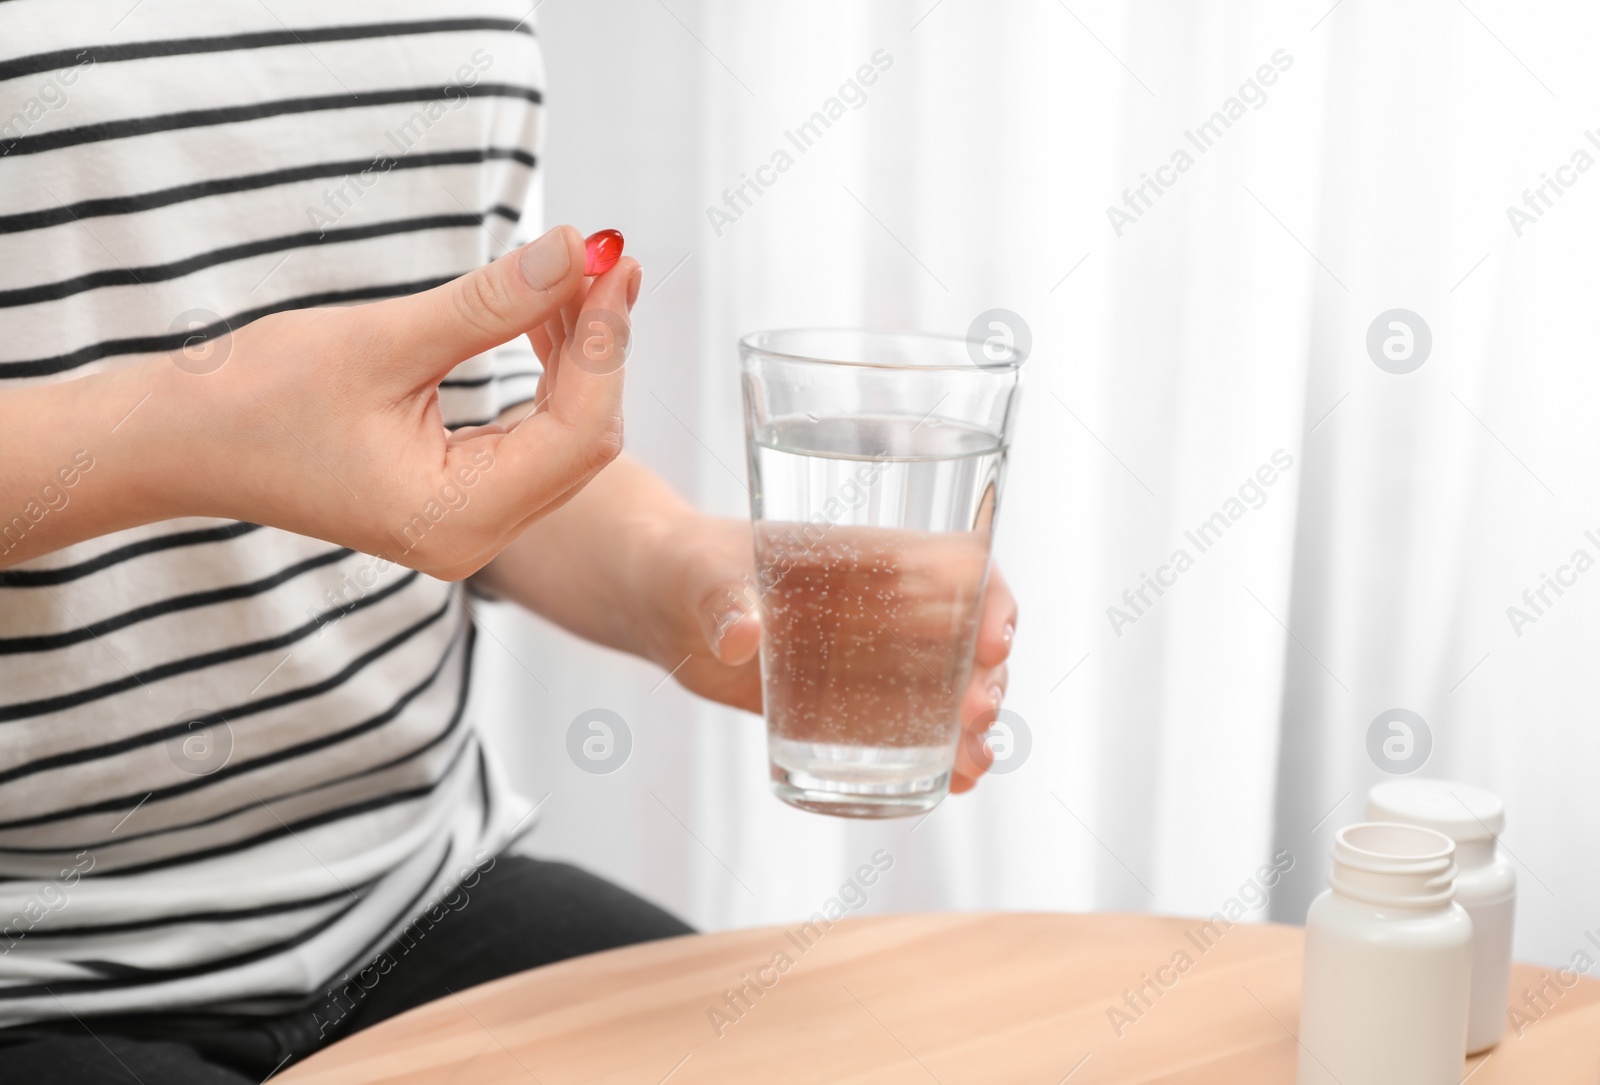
left=0, top=361, right=194, bottom=567
left=472, top=454, right=698, bottom=658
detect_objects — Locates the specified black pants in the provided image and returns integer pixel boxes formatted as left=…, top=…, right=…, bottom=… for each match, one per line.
left=0, top=856, right=693, bottom=1084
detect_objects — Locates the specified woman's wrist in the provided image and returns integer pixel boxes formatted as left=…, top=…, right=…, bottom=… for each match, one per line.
left=619, top=500, right=703, bottom=663
left=103, top=357, right=225, bottom=524
left=623, top=509, right=757, bottom=669
left=151, top=350, right=280, bottom=524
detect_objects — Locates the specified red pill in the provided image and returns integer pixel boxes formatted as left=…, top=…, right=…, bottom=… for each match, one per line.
left=583, top=229, right=624, bottom=276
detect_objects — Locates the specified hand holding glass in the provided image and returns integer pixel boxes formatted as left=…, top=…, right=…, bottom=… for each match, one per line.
left=740, top=330, right=1023, bottom=817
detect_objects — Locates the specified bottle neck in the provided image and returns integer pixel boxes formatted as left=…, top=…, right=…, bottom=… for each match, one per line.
left=1329, top=823, right=1459, bottom=909
left=1330, top=864, right=1457, bottom=909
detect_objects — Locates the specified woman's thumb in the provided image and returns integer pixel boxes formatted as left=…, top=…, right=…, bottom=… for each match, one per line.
left=368, top=225, right=585, bottom=377
left=698, top=580, right=763, bottom=665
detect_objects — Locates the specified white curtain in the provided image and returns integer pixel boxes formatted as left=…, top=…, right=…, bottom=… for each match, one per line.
left=475, top=0, right=1600, bottom=970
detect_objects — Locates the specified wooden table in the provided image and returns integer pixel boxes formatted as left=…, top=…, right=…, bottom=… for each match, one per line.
left=279, top=913, right=1600, bottom=1084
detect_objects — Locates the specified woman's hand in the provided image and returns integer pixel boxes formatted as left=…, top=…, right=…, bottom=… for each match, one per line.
left=643, top=516, right=1017, bottom=794
left=191, top=225, right=641, bottom=581
left=1, top=226, right=639, bottom=578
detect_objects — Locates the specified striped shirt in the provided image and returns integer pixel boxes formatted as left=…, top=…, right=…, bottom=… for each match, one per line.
left=0, top=1, right=545, bottom=1025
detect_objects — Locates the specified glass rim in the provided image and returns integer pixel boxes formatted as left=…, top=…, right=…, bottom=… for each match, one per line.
left=739, top=327, right=1026, bottom=372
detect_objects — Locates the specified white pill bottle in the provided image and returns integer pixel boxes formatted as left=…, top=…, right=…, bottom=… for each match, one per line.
left=1368, top=779, right=1516, bottom=1054
left=1298, top=823, right=1473, bottom=1085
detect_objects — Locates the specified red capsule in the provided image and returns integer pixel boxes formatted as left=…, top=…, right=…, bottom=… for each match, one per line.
left=583, top=229, right=624, bottom=276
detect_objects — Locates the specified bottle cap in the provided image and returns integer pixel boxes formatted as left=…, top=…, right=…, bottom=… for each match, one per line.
left=1367, top=778, right=1505, bottom=843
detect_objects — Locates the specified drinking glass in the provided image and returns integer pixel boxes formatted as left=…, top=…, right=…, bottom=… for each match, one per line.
left=739, top=329, right=1024, bottom=817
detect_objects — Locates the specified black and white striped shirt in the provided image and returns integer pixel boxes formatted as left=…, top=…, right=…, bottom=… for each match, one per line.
left=0, top=0, right=545, bottom=1024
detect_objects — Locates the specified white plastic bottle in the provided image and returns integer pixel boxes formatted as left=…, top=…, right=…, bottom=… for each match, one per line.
left=1367, top=779, right=1516, bottom=1054
left=1298, top=823, right=1473, bottom=1085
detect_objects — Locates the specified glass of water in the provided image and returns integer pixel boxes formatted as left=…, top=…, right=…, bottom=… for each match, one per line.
left=740, top=329, right=1024, bottom=817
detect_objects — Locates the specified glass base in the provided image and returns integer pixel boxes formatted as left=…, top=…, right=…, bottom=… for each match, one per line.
left=769, top=764, right=949, bottom=819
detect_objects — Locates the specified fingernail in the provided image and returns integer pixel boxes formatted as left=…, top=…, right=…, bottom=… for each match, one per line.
left=520, top=227, right=572, bottom=291
left=1001, top=622, right=1015, bottom=648
left=988, top=684, right=1004, bottom=710
left=626, top=266, right=643, bottom=309
left=584, top=229, right=624, bottom=276
left=707, top=603, right=747, bottom=661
